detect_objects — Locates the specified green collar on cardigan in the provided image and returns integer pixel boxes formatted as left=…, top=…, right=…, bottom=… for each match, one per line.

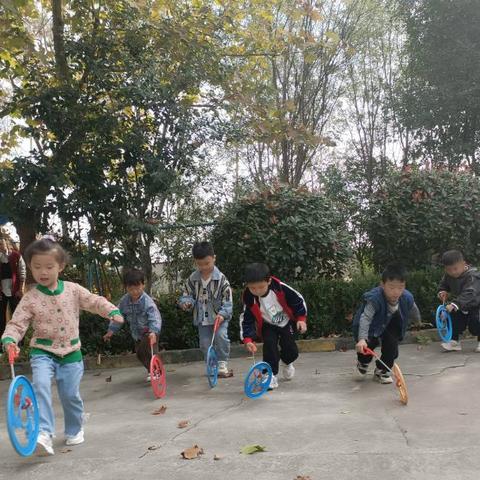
left=36, top=279, right=64, bottom=296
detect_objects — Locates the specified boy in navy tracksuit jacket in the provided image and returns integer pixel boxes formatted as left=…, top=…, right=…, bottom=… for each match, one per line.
left=352, top=263, right=421, bottom=383
left=240, top=263, right=307, bottom=390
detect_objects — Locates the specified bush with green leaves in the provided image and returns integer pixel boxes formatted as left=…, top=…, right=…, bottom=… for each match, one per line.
left=369, top=169, right=480, bottom=270
left=211, top=184, right=352, bottom=286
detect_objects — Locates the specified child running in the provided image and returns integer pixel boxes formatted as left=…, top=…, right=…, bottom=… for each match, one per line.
left=240, top=263, right=307, bottom=390
left=179, top=241, right=233, bottom=376
left=1, top=237, right=123, bottom=456
left=103, top=268, right=162, bottom=380
left=437, top=250, right=480, bottom=352
left=353, top=263, right=421, bottom=383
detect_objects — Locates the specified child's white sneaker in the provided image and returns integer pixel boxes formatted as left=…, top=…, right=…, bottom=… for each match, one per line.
left=282, top=362, right=295, bottom=380
left=218, top=360, right=229, bottom=376
left=475, top=342, right=480, bottom=353
left=441, top=340, right=462, bottom=352
left=36, top=431, right=54, bottom=456
left=146, top=374, right=151, bottom=382
left=268, top=374, right=279, bottom=390
left=65, top=429, right=84, bottom=446
left=374, top=368, right=393, bottom=384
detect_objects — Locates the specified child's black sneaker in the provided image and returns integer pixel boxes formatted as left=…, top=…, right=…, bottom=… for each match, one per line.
left=354, top=361, right=369, bottom=380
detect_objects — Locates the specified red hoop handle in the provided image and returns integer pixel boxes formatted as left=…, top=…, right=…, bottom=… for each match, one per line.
left=362, top=346, right=377, bottom=357
left=7, top=344, right=18, bottom=365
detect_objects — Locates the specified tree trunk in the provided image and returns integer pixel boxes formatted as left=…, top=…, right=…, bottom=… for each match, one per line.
left=51, top=0, right=69, bottom=83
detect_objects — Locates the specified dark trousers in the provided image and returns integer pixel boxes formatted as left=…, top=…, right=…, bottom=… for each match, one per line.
left=357, top=312, right=402, bottom=371
left=0, top=294, right=20, bottom=337
left=262, top=322, right=299, bottom=376
left=452, top=309, right=480, bottom=341
left=135, top=335, right=159, bottom=371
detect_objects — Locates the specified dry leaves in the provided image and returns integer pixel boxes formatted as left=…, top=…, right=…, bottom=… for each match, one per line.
left=181, top=445, right=204, bottom=460
left=152, top=405, right=167, bottom=415
left=294, top=476, right=312, bottom=480
left=60, top=448, right=72, bottom=454
left=105, top=376, right=112, bottom=383
left=177, top=420, right=190, bottom=429
left=213, top=454, right=222, bottom=461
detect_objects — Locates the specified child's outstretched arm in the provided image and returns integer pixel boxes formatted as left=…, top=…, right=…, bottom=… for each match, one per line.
left=449, top=275, right=480, bottom=312
left=217, top=278, right=233, bottom=322
left=408, top=302, right=422, bottom=326
left=179, top=278, right=196, bottom=311
left=76, top=284, right=124, bottom=324
left=146, top=296, right=162, bottom=339
left=356, top=301, right=376, bottom=353
left=1, top=298, right=33, bottom=348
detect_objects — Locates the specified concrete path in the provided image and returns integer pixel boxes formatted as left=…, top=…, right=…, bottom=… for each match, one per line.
left=1, top=341, right=480, bottom=480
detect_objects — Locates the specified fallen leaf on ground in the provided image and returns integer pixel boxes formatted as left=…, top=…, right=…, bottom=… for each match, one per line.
left=340, top=410, right=350, bottom=414
left=213, top=454, right=222, bottom=461
left=105, top=376, right=112, bottom=382
left=93, top=372, right=101, bottom=377
left=178, top=420, right=190, bottom=428
left=152, top=405, right=167, bottom=415
left=60, top=448, right=72, bottom=454
left=148, top=445, right=160, bottom=451
left=240, top=444, right=266, bottom=455
left=181, top=445, right=204, bottom=459
left=295, top=476, right=312, bottom=480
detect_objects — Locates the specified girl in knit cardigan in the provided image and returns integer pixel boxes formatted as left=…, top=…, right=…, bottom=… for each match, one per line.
left=2, top=237, right=124, bottom=456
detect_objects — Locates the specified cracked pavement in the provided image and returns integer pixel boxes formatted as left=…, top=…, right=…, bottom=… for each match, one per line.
left=1, top=342, right=480, bottom=480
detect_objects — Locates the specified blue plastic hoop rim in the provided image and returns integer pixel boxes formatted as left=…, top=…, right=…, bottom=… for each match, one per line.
left=244, top=361, right=273, bottom=399
left=436, top=305, right=453, bottom=342
left=6, top=375, right=40, bottom=457
left=206, top=346, right=218, bottom=388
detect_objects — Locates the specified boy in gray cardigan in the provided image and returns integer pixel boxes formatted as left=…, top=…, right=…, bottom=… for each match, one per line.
left=179, top=241, right=233, bottom=376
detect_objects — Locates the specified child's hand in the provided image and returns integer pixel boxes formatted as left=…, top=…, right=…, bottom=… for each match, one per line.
left=148, top=332, right=157, bottom=346
left=297, top=321, right=307, bottom=334
left=6, top=342, right=20, bottom=356
left=181, top=302, right=193, bottom=311
left=245, top=342, right=257, bottom=354
left=356, top=339, right=368, bottom=353
left=446, top=303, right=457, bottom=313
left=111, top=314, right=124, bottom=324
left=103, top=331, right=114, bottom=342
left=438, top=291, right=448, bottom=303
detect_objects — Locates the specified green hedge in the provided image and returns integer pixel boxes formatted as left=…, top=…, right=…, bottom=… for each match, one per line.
left=78, top=267, right=443, bottom=355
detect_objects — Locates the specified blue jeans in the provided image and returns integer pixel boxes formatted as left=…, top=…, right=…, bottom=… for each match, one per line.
left=31, top=355, right=84, bottom=437
left=198, top=321, right=230, bottom=362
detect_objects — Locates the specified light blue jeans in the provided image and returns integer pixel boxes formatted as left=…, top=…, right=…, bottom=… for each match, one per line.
left=30, top=355, right=84, bottom=437
left=198, top=321, right=230, bottom=362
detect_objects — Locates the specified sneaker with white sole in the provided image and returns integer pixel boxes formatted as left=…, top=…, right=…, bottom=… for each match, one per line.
left=268, top=374, right=279, bottom=390
left=65, top=429, right=84, bottom=446
left=218, top=360, right=229, bottom=376
left=282, top=362, right=295, bottom=380
left=374, top=368, right=393, bottom=384
left=354, top=361, right=369, bottom=380
left=146, top=374, right=151, bottom=382
left=441, top=340, right=462, bottom=352
left=36, top=431, right=54, bottom=456
left=475, top=342, right=480, bottom=353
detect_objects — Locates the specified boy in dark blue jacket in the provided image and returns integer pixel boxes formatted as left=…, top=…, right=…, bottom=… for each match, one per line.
left=240, top=263, right=307, bottom=390
left=352, top=264, right=421, bottom=383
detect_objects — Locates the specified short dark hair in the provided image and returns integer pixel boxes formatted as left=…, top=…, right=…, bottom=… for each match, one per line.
left=24, top=238, right=69, bottom=266
left=123, top=268, right=145, bottom=286
left=381, top=263, right=407, bottom=283
left=244, top=263, right=271, bottom=283
left=192, top=241, right=215, bottom=259
left=441, top=250, right=464, bottom=266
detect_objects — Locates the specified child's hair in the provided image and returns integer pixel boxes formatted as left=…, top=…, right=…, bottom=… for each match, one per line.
left=24, top=237, right=69, bottom=266
left=192, top=241, right=215, bottom=259
left=123, top=268, right=145, bottom=286
left=244, top=263, right=271, bottom=283
left=441, top=250, right=464, bottom=266
left=381, top=263, right=407, bottom=283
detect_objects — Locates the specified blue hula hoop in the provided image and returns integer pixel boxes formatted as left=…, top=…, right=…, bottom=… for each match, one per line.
left=206, top=346, right=218, bottom=388
left=436, top=305, right=453, bottom=342
left=7, top=375, right=40, bottom=457
left=244, top=361, right=273, bottom=399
